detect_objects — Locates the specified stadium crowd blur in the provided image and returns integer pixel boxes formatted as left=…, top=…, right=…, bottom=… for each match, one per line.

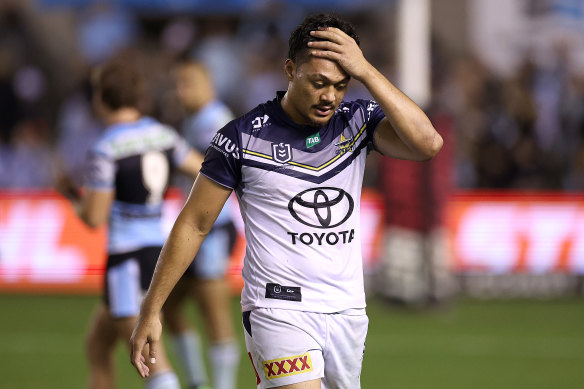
left=1, top=0, right=583, bottom=192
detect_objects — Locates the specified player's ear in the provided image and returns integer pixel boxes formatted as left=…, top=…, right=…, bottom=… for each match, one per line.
left=284, top=59, right=295, bottom=82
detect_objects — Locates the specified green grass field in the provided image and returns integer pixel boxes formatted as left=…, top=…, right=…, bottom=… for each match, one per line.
left=1, top=294, right=583, bottom=388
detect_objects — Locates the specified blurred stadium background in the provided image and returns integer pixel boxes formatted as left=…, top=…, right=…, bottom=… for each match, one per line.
left=1, top=0, right=584, bottom=387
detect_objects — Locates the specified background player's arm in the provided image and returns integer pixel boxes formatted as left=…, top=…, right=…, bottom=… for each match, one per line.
left=55, top=174, right=113, bottom=228
left=177, top=149, right=205, bottom=179
left=74, top=189, right=114, bottom=228
left=130, top=174, right=232, bottom=377
left=309, top=27, right=443, bottom=161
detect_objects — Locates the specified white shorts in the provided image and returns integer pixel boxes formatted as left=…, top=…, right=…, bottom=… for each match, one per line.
left=242, top=308, right=369, bottom=388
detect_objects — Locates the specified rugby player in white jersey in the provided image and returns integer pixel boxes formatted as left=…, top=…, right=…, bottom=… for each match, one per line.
left=131, top=13, right=443, bottom=388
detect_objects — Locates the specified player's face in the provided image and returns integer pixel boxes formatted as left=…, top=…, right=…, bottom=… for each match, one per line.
left=285, top=55, right=350, bottom=127
left=175, top=64, right=206, bottom=112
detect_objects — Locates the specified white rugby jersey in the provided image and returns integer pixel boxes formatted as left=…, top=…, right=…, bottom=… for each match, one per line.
left=200, top=92, right=385, bottom=313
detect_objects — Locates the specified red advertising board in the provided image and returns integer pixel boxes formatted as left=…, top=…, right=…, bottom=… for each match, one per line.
left=0, top=190, right=106, bottom=293
left=1, top=189, right=582, bottom=294
left=446, top=191, right=584, bottom=274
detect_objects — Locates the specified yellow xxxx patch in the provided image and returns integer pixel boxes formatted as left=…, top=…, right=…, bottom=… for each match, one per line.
left=262, top=352, right=313, bottom=380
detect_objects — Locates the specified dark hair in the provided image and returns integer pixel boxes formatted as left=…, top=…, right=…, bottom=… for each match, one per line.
left=288, top=13, right=360, bottom=62
left=93, top=60, right=142, bottom=111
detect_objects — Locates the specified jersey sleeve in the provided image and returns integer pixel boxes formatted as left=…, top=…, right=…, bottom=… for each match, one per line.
left=356, top=99, right=385, bottom=135
left=354, top=99, right=385, bottom=152
left=84, top=146, right=115, bottom=191
left=199, top=120, right=242, bottom=189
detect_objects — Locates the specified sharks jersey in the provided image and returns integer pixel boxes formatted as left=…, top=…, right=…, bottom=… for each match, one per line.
left=85, top=117, right=190, bottom=254
left=200, top=92, right=385, bottom=313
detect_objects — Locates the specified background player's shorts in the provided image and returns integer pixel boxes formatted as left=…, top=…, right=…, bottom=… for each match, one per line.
left=242, top=308, right=369, bottom=388
left=184, top=221, right=236, bottom=279
left=103, top=246, right=161, bottom=318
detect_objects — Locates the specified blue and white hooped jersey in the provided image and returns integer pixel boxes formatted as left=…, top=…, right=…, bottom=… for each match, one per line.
left=85, top=117, right=190, bottom=254
left=200, top=92, right=385, bottom=313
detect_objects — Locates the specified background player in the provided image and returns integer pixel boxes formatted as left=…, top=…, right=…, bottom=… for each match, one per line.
left=57, top=59, right=203, bottom=389
left=131, top=13, right=443, bottom=388
left=162, top=59, right=240, bottom=389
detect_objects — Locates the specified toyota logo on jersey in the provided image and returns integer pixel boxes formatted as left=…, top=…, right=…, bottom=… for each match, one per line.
left=288, top=187, right=354, bottom=229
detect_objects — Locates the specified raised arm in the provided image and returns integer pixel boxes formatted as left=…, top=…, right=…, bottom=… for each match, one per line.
left=130, top=174, right=232, bottom=377
left=309, top=27, right=443, bottom=161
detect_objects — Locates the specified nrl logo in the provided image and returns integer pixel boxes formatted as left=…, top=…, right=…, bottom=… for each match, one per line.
left=272, top=142, right=292, bottom=163
left=335, top=134, right=354, bottom=155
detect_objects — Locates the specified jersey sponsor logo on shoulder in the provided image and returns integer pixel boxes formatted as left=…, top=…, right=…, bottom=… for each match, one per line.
left=263, top=353, right=313, bottom=380
left=272, top=142, right=292, bottom=163
left=252, top=114, right=270, bottom=131
left=211, top=133, right=239, bottom=159
left=366, top=101, right=379, bottom=118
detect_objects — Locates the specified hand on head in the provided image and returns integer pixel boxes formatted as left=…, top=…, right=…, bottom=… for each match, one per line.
left=308, top=27, right=371, bottom=81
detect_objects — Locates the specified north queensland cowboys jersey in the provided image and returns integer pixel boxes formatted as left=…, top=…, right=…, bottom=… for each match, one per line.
left=200, top=92, right=385, bottom=313
left=85, top=117, right=190, bottom=254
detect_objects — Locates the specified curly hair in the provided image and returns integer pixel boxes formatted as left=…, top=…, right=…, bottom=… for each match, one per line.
left=288, top=13, right=360, bottom=63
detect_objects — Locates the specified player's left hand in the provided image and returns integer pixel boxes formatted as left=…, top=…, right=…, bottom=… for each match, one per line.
left=308, top=27, right=372, bottom=81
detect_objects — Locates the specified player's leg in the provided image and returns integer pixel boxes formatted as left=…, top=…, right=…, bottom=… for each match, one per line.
left=426, top=228, right=456, bottom=305
left=195, top=278, right=234, bottom=341
left=194, top=278, right=239, bottom=389
left=193, top=223, right=240, bottom=389
left=85, top=303, right=118, bottom=389
left=377, top=226, right=427, bottom=305
left=86, top=250, right=134, bottom=389
left=164, top=278, right=190, bottom=333
left=243, top=309, right=325, bottom=388
left=164, top=276, right=209, bottom=388
left=273, top=380, right=322, bottom=389
left=106, top=247, right=180, bottom=388
left=321, top=310, right=369, bottom=389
